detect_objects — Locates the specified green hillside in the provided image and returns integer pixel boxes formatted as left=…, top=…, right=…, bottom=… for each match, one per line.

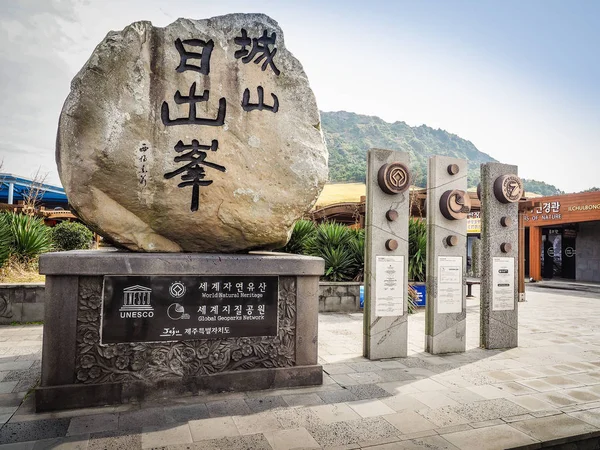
left=321, top=110, right=563, bottom=195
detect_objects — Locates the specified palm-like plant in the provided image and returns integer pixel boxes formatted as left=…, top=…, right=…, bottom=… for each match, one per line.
left=305, top=222, right=361, bottom=282
left=281, top=220, right=315, bottom=254
left=348, top=227, right=365, bottom=281
left=408, top=217, right=427, bottom=282
left=4, top=213, right=53, bottom=262
left=0, top=214, right=13, bottom=267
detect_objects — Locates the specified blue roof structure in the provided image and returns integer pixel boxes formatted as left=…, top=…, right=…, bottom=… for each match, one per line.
left=0, top=174, right=68, bottom=205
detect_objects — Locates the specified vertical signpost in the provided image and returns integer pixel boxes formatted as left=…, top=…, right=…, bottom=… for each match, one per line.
left=364, top=149, right=411, bottom=360
left=426, top=156, right=469, bottom=354
left=480, top=163, right=521, bottom=349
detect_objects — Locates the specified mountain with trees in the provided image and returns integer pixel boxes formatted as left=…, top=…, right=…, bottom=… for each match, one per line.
left=320, top=110, right=563, bottom=195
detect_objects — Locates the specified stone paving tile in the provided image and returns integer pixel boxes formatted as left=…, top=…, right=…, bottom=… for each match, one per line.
left=263, top=427, right=319, bottom=450
left=344, top=383, right=391, bottom=400
left=410, top=379, right=448, bottom=392
left=163, top=403, right=210, bottom=424
left=381, top=394, right=429, bottom=412
left=316, top=388, right=358, bottom=404
left=374, top=360, right=407, bottom=370
left=377, top=369, right=416, bottom=383
left=408, top=392, right=459, bottom=409
left=273, top=408, right=320, bottom=430
left=346, top=362, right=378, bottom=373
left=494, top=381, right=537, bottom=397
left=206, top=399, right=251, bottom=418
left=346, top=399, right=395, bottom=418
left=346, top=371, right=383, bottom=384
left=377, top=380, right=421, bottom=396
left=441, top=424, right=538, bottom=450
left=452, top=398, right=529, bottom=422
left=308, top=416, right=399, bottom=447
left=188, top=416, right=240, bottom=441
left=530, top=409, right=562, bottom=418
left=322, top=364, right=355, bottom=375
left=563, top=387, right=600, bottom=403
left=567, top=407, right=600, bottom=428
left=510, top=413, right=598, bottom=442
left=233, top=411, right=282, bottom=435
left=535, top=391, right=580, bottom=408
left=328, top=374, right=359, bottom=386
left=465, top=385, right=510, bottom=399
left=502, top=413, right=535, bottom=423
left=88, top=428, right=142, bottom=450
left=443, top=388, right=486, bottom=405
left=516, top=378, right=561, bottom=393
left=118, top=408, right=165, bottom=431
left=158, top=432, right=272, bottom=449
left=542, top=375, right=586, bottom=389
left=469, top=418, right=505, bottom=428
left=507, top=394, right=556, bottom=412
left=383, top=435, right=459, bottom=449
left=245, top=396, right=287, bottom=413
left=304, top=421, right=356, bottom=447
left=281, top=393, right=324, bottom=408
left=66, top=413, right=118, bottom=436
left=141, top=423, right=192, bottom=449
left=0, top=419, right=71, bottom=444
left=310, top=403, right=360, bottom=424
left=416, top=406, right=470, bottom=428
left=30, top=435, right=90, bottom=449
left=0, top=393, right=25, bottom=409
left=0, top=383, right=18, bottom=395
left=383, top=410, right=437, bottom=434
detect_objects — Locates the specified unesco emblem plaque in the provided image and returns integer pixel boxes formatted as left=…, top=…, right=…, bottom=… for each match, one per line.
left=101, top=276, right=278, bottom=344
left=377, top=162, right=411, bottom=195
left=494, top=174, right=523, bottom=204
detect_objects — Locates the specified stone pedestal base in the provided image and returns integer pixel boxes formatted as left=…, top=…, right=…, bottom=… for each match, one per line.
left=35, top=250, right=323, bottom=412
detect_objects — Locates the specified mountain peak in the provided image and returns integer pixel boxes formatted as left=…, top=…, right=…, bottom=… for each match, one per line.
left=320, top=110, right=563, bottom=195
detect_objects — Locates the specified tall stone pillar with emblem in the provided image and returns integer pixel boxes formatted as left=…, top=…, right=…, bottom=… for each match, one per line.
left=480, top=163, right=521, bottom=349
left=425, top=156, right=469, bottom=354
left=364, top=149, right=411, bottom=360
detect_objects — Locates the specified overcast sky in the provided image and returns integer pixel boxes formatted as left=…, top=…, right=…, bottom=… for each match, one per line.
left=0, top=0, right=598, bottom=192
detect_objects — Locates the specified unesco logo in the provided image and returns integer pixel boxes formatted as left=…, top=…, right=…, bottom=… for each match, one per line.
left=169, top=282, right=186, bottom=298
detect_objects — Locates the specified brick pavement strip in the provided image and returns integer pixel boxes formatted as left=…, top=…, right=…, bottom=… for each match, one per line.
left=0, top=291, right=599, bottom=448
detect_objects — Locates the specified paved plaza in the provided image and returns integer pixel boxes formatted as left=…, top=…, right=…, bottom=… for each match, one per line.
left=0, top=286, right=599, bottom=449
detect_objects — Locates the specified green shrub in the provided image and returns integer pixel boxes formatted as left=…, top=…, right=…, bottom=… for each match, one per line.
left=1, top=212, right=53, bottom=262
left=409, top=217, right=427, bottom=281
left=51, top=221, right=94, bottom=251
left=281, top=220, right=315, bottom=254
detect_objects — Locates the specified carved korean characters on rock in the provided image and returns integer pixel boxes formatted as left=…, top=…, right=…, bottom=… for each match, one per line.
left=56, top=14, right=328, bottom=252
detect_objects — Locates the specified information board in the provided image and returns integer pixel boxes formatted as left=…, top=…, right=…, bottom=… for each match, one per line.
left=101, top=276, right=278, bottom=343
left=492, top=257, right=515, bottom=311
left=437, top=256, right=463, bottom=314
left=375, top=255, right=405, bottom=316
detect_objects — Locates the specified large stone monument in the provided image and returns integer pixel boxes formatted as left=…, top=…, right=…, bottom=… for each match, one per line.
left=37, top=13, right=327, bottom=411
left=364, top=149, right=411, bottom=360
left=425, top=156, right=469, bottom=354
left=480, top=163, right=520, bottom=349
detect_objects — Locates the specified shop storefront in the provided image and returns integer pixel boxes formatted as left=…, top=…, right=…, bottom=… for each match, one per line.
left=523, top=192, right=600, bottom=282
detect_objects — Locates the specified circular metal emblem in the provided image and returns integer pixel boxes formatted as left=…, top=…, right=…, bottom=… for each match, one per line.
left=565, top=247, right=575, bottom=258
left=377, top=162, right=411, bottom=195
left=494, top=174, right=523, bottom=204
left=169, top=282, right=186, bottom=298
left=439, top=189, right=472, bottom=220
